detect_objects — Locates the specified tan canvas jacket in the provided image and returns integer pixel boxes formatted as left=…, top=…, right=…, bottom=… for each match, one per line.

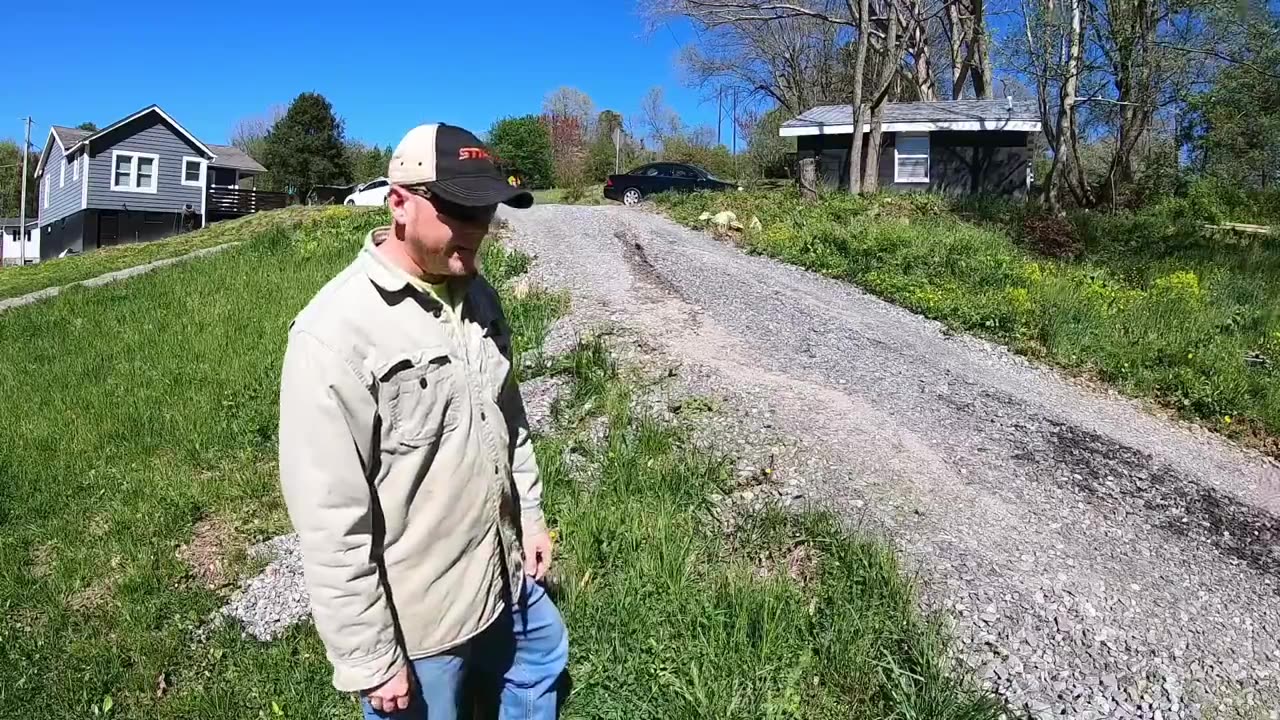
left=278, top=228, right=544, bottom=692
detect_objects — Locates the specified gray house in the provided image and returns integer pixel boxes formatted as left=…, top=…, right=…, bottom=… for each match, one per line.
left=780, top=99, right=1043, bottom=196
left=34, top=105, right=278, bottom=260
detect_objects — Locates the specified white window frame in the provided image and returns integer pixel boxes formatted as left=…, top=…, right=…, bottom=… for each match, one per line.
left=72, top=152, right=79, bottom=181
left=181, top=156, right=207, bottom=187
left=60, top=158, right=66, bottom=188
left=893, top=132, right=931, bottom=184
left=44, top=174, right=50, bottom=208
left=110, top=150, right=160, bottom=194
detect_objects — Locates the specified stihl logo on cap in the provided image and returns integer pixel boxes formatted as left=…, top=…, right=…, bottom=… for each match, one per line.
left=458, top=147, right=491, bottom=161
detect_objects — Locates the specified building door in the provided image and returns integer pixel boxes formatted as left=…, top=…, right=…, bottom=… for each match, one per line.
left=98, top=211, right=119, bottom=246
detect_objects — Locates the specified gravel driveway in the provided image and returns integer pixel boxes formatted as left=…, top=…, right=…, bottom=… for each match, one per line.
left=500, top=203, right=1280, bottom=720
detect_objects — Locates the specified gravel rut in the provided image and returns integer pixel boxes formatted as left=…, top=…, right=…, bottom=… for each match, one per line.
left=501, top=204, right=1280, bottom=720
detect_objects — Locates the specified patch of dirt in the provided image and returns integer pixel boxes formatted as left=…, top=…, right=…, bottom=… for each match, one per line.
left=68, top=575, right=117, bottom=612
left=30, top=543, right=56, bottom=578
left=177, top=515, right=244, bottom=590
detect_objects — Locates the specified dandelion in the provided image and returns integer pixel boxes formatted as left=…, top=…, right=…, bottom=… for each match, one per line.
left=1224, top=416, right=1233, bottom=424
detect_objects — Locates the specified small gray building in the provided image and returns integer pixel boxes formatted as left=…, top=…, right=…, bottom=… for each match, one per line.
left=780, top=100, right=1043, bottom=197
left=33, top=105, right=281, bottom=260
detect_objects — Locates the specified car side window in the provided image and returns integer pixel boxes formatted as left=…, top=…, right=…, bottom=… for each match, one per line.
left=670, top=166, right=697, bottom=179
left=636, top=166, right=662, bottom=177
left=364, top=180, right=388, bottom=190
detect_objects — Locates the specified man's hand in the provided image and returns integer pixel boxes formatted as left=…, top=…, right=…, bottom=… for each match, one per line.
left=364, top=664, right=412, bottom=715
left=524, top=530, right=553, bottom=581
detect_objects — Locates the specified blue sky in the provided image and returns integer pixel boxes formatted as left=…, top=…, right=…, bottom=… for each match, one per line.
left=2, top=1, right=726, bottom=150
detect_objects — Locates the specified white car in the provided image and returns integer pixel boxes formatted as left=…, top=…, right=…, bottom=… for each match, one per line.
left=345, top=178, right=392, bottom=206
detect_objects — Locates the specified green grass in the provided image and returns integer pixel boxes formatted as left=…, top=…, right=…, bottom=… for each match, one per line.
left=541, top=339, right=1001, bottom=719
left=0, top=206, right=334, bottom=301
left=0, top=203, right=994, bottom=719
left=531, top=185, right=610, bottom=205
left=655, top=188, right=1280, bottom=454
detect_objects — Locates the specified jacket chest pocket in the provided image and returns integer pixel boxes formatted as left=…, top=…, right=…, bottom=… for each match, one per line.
left=377, top=349, right=457, bottom=448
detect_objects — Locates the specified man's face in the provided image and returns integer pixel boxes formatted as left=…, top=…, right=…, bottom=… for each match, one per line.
left=388, top=186, right=497, bottom=278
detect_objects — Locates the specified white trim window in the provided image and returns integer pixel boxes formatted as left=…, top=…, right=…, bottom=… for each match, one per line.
left=60, top=157, right=66, bottom=188
left=44, top=174, right=50, bottom=208
left=72, top=152, right=80, bottom=181
left=181, top=157, right=207, bottom=187
left=110, top=150, right=160, bottom=194
left=894, top=132, right=930, bottom=184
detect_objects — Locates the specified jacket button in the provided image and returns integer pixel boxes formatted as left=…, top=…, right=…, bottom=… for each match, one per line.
left=418, top=377, right=428, bottom=389
left=480, top=411, right=487, bottom=421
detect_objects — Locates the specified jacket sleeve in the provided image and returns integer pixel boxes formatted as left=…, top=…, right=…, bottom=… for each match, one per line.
left=501, top=368, right=547, bottom=537
left=278, top=330, right=404, bottom=693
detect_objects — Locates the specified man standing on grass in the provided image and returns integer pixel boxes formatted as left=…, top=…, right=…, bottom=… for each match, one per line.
left=278, top=123, right=567, bottom=719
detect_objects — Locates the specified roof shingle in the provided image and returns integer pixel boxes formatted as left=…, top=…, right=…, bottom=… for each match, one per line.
left=782, top=99, right=1041, bottom=128
left=207, top=144, right=268, bottom=173
left=50, top=126, right=91, bottom=148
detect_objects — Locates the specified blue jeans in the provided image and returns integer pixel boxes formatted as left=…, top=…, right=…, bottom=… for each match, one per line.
left=360, top=580, right=569, bottom=720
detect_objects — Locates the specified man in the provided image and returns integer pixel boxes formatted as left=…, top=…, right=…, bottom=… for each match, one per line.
left=278, top=123, right=567, bottom=719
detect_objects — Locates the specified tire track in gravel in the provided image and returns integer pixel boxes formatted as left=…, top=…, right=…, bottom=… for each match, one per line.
left=500, top=204, right=1280, bottom=719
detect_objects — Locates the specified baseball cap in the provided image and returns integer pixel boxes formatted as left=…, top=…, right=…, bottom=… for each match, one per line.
left=388, top=124, right=534, bottom=209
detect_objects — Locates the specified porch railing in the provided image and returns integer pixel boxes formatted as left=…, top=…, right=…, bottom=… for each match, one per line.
left=206, top=187, right=290, bottom=218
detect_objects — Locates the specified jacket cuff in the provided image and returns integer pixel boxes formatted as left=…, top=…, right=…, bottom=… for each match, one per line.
left=521, top=509, right=548, bottom=537
left=330, top=641, right=406, bottom=693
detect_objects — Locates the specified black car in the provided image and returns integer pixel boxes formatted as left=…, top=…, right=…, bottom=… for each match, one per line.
left=603, top=162, right=738, bottom=205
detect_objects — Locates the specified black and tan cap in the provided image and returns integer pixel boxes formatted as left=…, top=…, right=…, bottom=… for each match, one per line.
left=388, top=124, right=533, bottom=209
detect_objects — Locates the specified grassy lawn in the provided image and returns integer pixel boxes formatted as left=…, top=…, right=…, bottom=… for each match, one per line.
left=531, top=185, right=610, bottom=205
left=0, top=206, right=326, bottom=301
left=0, top=203, right=995, bottom=719
left=655, top=188, right=1280, bottom=455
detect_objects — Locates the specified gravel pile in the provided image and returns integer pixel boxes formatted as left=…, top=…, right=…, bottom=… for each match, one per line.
left=500, top=204, right=1280, bottom=719
left=220, top=533, right=310, bottom=641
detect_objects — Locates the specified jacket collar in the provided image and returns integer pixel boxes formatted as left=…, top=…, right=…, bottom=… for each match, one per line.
left=361, top=227, right=413, bottom=293
left=360, top=227, right=475, bottom=309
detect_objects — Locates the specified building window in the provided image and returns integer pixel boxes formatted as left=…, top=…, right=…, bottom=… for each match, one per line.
left=894, top=132, right=930, bottom=183
left=44, top=174, right=49, bottom=208
left=181, top=157, right=206, bottom=187
left=60, top=157, right=66, bottom=188
left=110, top=151, right=159, bottom=193
left=72, top=153, right=79, bottom=181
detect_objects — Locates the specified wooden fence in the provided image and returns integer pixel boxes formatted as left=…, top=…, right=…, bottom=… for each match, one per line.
left=206, top=187, right=290, bottom=219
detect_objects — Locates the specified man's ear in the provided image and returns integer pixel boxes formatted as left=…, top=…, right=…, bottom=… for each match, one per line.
left=387, top=186, right=410, bottom=224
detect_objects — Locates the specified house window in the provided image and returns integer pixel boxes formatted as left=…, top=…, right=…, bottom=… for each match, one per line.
left=894, top=132, right=930, bottom=183
left=44, top=174, right=49, bottom=208
left=181, top=157, right=205, bottom=186
left=110, top=151, right=159, bottom=193
left=60, top=158, right=66, bottom=188
left=72, top=153, right=79, bottom=181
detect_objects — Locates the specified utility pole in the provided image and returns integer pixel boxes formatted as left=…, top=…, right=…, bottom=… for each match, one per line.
left=717, top=87, right=723, bottom=146
left=731, top=89, right=738, bottom=174
left=18, top=117, right=31, bottom=267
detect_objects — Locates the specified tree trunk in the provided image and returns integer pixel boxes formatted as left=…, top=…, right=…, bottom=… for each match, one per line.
left=864, top=103, right=886, bottom=190
left=972, top=0, right=995, bottom=99
left=848, top=0, right=872, bottom=193
left=799, top=157, right=820, bottom=199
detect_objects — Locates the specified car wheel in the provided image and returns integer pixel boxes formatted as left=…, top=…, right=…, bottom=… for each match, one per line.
left=623, top=188, right=643, bottom=206
left=345, top=199, right=355, bottom=206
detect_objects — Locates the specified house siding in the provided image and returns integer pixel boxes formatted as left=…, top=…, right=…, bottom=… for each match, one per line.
left=38, top=142, right=84, bottom=225
left=799, top=130, right=1031, bottom=197
left=86, top=116, right=206, bottom=214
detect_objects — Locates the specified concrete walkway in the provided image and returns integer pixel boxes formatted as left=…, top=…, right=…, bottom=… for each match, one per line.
left=0, top=243, right=240, bottom=314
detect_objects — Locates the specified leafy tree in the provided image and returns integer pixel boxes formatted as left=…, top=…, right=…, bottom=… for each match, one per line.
left=261, top=93, right=349, bottom=201
left=230, top=106, right=286, bottom=192
left=1184, top=33, right=1280, bottom=191
left=487, top=115, right=554, bottom=189
left=346, top=141, right=392, bottom=184
left=76, top=122, right=98, bottom=132
left=586, top=110, right=627, bottom=181
left=743, top=106, right=794, bottom=179
left=0, top=140, right=38, bottom=218
left=661, top=134, right=736, bottom=179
